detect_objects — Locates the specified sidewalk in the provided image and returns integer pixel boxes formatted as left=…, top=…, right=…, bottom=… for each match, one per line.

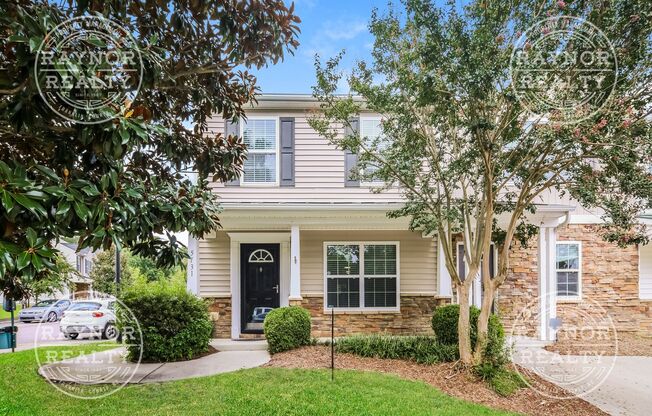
left=38, top=339, right=270, bottom=384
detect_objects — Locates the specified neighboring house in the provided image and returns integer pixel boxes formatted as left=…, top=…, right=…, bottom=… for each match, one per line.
left=56, top=242, right=96, bottom=300
left=187, top=94, right=652, bottom=341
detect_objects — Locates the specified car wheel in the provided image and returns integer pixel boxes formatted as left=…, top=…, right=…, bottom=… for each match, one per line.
left=47, top=312, right=57, bottom=322
left=65, top=333, right=79, bottom=340
left=102, top=323, right=117, bottom=340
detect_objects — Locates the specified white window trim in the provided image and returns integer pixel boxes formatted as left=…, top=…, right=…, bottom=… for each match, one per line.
left=322, top=241, right=400, bottom=313
left=556, top=241, right=582, bottom=301
left=359, top=116, right=385, bottom=187
left=240, top=116, right=280, bottom=187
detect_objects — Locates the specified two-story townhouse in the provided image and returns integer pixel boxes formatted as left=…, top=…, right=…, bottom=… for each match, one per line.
left=187, top=94, right=652, bottom=341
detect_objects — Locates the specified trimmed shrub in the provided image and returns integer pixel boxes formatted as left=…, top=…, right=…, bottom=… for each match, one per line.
left=119, top=284, right=212, bottom=362
left=335, top=335, right=458, bottom=364
left=263, top=306, right=311, bottom=354
left=431, top=304, right=505, bottom=363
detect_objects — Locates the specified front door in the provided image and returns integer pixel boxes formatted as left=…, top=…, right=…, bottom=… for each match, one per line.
left=241, top=244, right=280, bottom=333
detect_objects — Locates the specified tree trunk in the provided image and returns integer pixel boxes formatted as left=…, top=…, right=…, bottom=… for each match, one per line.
left=473, top=284, right=494, bottom=363
left=457, top=283, right=473, bottom=365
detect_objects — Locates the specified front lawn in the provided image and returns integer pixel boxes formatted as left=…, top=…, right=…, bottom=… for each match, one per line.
left=0, top=346, right=515, bottom=416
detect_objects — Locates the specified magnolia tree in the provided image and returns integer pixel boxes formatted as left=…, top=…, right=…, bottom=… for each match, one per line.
left=310, top=0, right=652, bottom=365
left=0, top=1, right=300, bottom=300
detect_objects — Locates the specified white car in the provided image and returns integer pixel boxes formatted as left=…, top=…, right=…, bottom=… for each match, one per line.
left=59, top=300, right=118, bottom=340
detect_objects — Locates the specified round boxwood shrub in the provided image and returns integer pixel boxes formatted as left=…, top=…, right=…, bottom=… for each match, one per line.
left=431, top=304, right=505, bottom=358
left=263, top=306, right=311, bottom=354
left=119, top=286, right=213, bottom=362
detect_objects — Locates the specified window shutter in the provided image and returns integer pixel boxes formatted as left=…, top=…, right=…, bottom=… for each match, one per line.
left=224, top=119, right=240, bottom=186
left=279, top=117, right=295, bottom=187
left=344, top=118, right=360, bottom=187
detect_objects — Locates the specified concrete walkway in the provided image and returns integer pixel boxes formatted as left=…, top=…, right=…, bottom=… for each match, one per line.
left=513, top=342, right=652, bottom=416
left=38, top=339, right=270, bottom=384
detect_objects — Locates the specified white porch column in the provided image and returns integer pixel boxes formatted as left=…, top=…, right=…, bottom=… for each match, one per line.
left=437, top=239, right=453, bottom=299
left=289, top=225, right=302, bottom=304
left=538, top=224, right=558, bottom=341
left=187, top=235, right=199, bottom=295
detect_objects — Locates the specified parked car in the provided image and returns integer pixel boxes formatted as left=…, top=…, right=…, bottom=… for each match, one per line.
left=59, top=300, right=117, bottom=340
left=18, top=299, right=71, bottom=323
left=251, top=307, right=274, bottom=323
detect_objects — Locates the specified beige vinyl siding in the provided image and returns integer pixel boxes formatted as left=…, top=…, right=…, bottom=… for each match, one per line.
left=640, top=243, right=652, bottom=299
left=300, top=230, right=437, bottom=295
left=198, top=232, right=231, bottom=296
left=207, top=111, right=404, bottom=203
left=196, top=230, right=438, bottom=298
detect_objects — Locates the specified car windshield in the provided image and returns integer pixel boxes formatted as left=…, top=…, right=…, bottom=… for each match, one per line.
left=54, top=300, right=69, bottom=307
left=67, top=302, right=101, bottom=311
left=35, top=300, right=57, bottom=307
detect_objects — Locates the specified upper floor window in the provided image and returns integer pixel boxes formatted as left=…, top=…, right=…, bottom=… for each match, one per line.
left=556, top=242, right=581, bottom=299
left=359, top=117, right=385, bottom=181
left=241, top=118, right=279, bottom=185
left=84, top=259, right=93, bottom=275
left=76, top=255, right=83, bottom=273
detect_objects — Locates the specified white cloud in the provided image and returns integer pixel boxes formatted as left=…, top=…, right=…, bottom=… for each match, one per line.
left=322, top=20, right=368, bottom=41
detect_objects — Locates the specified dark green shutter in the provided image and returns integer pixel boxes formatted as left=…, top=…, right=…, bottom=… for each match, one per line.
left=280, top=117, right=295, bottom=187
left=344, top=117, right=360, bottom=187
left=224, top=119, right=241, bottom=186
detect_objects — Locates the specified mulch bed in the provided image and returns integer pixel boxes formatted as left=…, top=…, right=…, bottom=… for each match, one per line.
left=265, top=346, right=607, bottom=416
left=545, top=332, right=652, bottom=356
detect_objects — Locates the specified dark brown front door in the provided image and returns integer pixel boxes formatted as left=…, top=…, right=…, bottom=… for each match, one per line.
left=241, top=244, right=280, bottom=333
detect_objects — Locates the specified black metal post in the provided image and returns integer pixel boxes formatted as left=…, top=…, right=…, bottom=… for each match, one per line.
left=115, top=246, right=122, bottom=343
left=10, top=303, right=15, bottom=353
left=115, top=246, right=121, bottom=296
left=331, top=307, right=334, bottom=381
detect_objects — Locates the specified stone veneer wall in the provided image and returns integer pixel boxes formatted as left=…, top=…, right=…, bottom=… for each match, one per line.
left=556, top=224, right=651, bottom=334
left=495, top=237, right=540, bottom=337
left=207, top=297, right=231, bottom=338
left=298, top=295, right=449, bottom=338
left=496, top=224, right=652, bottom=337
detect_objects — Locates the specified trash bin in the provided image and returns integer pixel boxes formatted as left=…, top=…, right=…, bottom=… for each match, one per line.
left=0, top=326, right=17, bottom=349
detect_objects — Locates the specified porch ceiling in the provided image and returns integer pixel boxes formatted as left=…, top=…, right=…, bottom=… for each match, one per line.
left=215, top=203, right=575, bottom=232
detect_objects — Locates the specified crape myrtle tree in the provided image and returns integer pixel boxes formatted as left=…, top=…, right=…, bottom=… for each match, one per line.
left=310, top=0, right=652, bottom=365
left=0, top=0, right=300, bottom=300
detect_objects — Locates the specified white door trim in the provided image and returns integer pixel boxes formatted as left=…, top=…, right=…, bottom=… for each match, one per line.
left=227, top=232, right=290, bottom=339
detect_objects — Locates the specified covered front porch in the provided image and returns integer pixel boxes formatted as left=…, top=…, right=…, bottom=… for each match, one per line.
left=187, top=203, right=574, bottom=341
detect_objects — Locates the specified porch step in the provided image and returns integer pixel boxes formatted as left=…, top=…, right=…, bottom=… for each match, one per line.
left=239, top=333, right=266, bottom=340
left=211, top=339, right=268, bottom=352
left=508, top=336, right=553, bottom=349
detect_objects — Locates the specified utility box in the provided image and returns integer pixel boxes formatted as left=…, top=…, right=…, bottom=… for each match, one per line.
left=2, top=298, right=15, bottom=312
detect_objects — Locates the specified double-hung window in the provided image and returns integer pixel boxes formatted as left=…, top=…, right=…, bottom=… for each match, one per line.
left=359, top=117, right=386, bottom=183
left=241, top=118, right=279, bottom=185
left=325, top=242, right=399, bottom=310
left=556, top=242, right=581, bottom=299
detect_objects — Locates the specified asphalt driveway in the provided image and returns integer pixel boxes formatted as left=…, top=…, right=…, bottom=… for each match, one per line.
left=514, top=346, right=652, bottom=416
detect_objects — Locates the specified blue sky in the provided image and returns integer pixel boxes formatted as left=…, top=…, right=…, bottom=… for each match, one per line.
left=251, top=0, right=390, bottom=93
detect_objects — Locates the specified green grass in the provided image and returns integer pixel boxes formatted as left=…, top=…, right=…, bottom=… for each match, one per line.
left=0, top=305, right=21, bottom=321
left=0, top=345, right=517, bottom=416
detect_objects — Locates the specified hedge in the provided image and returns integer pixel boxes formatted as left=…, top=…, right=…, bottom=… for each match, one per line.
left=118, top=285, right=213, bottom=362
left=263, top=306, right=311, bottom=354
